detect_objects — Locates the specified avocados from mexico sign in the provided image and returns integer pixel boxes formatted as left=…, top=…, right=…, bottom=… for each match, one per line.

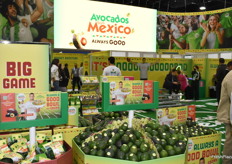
left=0, top=42, right=50, bottom=93
left=55, top=0, right=157, bottom=52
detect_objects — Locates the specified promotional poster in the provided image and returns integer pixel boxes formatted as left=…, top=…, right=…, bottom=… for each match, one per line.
left=156, top=106, right=188, bottom=126
left=0, top=92, right=61, bottom=122
left=55, top=0, right=157, bottom=52
left=157, top=7, right=232, bottom=53
left=187, top=133, right=221, bottom=164
left=0, top=0, right=54, bottom=45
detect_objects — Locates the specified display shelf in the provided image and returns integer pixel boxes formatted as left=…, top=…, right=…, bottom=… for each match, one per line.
left=101, top=81, right=159, bottom=112
left=0, top=92, right=68, bottom=130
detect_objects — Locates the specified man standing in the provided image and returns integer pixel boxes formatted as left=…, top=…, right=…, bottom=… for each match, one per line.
left=2, top=0, right=43, bottom=41
left=217, top=61, right=232, bottom=164
left=71, top=63, right=81, bottom=92
left=191, top=65, right=201, bottom=100
left=216, top=58, right=227, bottom=104
left=63, top=63, right=70, bottom=89
left=103, top=57, right=121, bottom=76
left=127, top=58, right=155, bottom=80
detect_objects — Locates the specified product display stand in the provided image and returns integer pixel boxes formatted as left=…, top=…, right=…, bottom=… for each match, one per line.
left=78, top=76, right=101, bottom=116
left=101, top=81, right=159, bottom=127
left=0, top=92, right=68, bottom=152
left=101, top=81, right=159, bottom=112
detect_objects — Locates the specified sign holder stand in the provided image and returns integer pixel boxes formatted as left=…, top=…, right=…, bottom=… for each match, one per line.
left=101, top=81, right=159, bottom=127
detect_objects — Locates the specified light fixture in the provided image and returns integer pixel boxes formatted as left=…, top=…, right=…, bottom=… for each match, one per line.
left=199, top=6, right=206, bottom=10
left=199, top=0, right=206, bottom=10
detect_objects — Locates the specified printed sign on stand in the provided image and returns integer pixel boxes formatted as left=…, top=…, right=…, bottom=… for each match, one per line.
left=187, top=133, right=221, bottom=164
left=156, top=106, right=188, bottom=126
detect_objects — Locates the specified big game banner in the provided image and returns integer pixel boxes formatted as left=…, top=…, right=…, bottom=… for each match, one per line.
left=156, top=106, right=188, bottom=126
left=91, top=56, right=192, bottom=88
left=157, top=7, right=232, bottom=53
left=55, top=0, right=157, bottom=52
left=187, top=133, right=221, bottom=164
left=0, top=43, right=49, bottom=93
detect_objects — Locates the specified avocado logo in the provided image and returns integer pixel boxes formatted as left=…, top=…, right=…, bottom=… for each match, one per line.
left=68, top=106, right=76, bottom=115
left=188, top=139, right=194, bottom=151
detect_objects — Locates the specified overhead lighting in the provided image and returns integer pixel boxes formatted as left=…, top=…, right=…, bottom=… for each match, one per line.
left=199, top=6, right=206, bottom=10
left=199, top=0, right=206, bottom=10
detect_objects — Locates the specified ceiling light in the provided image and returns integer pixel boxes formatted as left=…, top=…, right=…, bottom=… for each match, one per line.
left=199, top=6, right=206, bottom=10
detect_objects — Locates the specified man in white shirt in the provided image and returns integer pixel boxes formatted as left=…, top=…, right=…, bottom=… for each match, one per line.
left=127, top=58, right=156, bottom=80
left=112, top=81, right=130, bottom=105
left=103, top=57, right=121, bottom=76
left=24, top=93, right=40, bottom=120
left=2, top=0, right=43, bottom=42
left=51, top=58, right=60, bottom=91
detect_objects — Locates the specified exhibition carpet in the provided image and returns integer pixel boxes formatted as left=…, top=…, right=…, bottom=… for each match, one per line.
left=135, top=98, right=225, bottom=151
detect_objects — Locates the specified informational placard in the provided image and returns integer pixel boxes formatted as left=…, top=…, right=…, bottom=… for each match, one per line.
left=187, top=133, right=221, bottom=164
left=0, top=42, right=50, bottom=93
left=156, top=106, right=188, bottom=126
left=0, top=92, right=61, bottom=122
left=109, top=80, right=143, bottom=105
left=55, top=0, right=157, bottom=52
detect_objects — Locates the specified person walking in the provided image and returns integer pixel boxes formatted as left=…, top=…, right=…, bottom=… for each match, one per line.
left=216, top=58, right=227, bottom=104
left=71, top=63, right=81, bottom=92
left=191, top=65, right=201, bottom=100
left=217, top=61, right=232, bottom=164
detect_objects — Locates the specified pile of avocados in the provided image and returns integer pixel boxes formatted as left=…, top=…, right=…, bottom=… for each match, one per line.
left=75, top=122, right=157, bottom=161
left=145, top=118, right=217, bottom=158
left=74, top=117, right=218, bottom=162
left=78, top=111, right=128, bottom=127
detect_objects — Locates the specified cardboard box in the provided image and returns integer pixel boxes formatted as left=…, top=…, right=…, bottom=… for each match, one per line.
left=0, top=141, right=72, bottom=164
left=72, top=139, right=185, bottom=164
left=53, top=127, right=86, bottom=147
left=0, top=93, right=16, bottom=122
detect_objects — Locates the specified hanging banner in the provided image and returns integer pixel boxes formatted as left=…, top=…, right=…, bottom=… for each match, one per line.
left=157, top=7, right=232, bottom=54
left=0, top=42, right=50, bottom=93
left=0, top=0, right=54, bottom=45
left=55, top=0, right=157, bottom=52
left=187, top=133, right=221, bottom=164
left=156, top=106, right=188, bottom=126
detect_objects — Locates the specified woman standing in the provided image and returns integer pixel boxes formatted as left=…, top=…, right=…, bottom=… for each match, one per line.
left=51, top=59, right=60, bottom=91
left=58, top=64, right=67, bottom=92
left=191, top=65, right=201, bottom=100
left=201, top=14, right=224, bottom=49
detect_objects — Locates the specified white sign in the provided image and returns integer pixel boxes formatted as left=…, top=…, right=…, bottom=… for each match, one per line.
left=55, top=0, right=157, bottom=52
